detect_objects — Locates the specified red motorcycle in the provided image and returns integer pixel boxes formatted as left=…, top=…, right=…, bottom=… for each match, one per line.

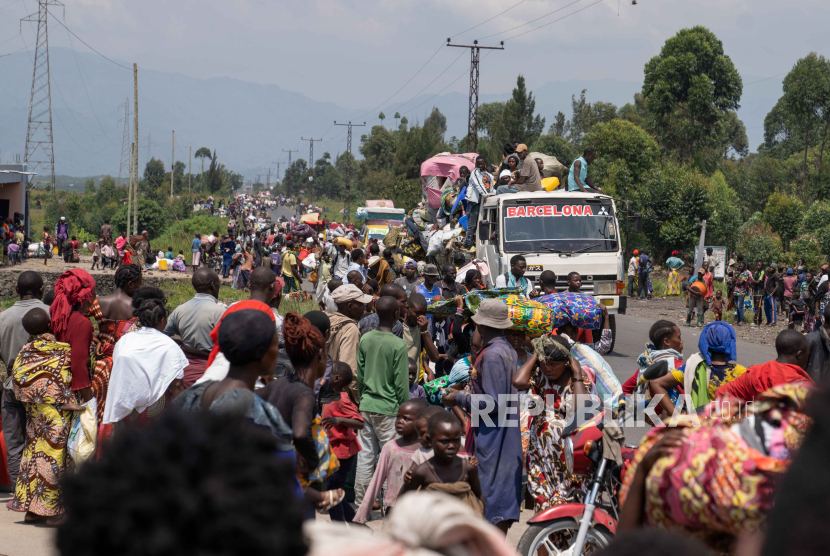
left=517, top=413, right=636, bottom=556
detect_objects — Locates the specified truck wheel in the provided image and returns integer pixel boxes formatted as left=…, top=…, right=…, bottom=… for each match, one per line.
left=591, top=314, right=616, bottom=353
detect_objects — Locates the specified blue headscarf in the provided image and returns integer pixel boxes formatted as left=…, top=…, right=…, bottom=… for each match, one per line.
left=698, top=321, right=737, bottom=366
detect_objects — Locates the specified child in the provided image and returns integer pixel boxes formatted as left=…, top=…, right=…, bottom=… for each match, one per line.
left=91, top=239, right=102, bottom=270
left=321, top=362, right=364, bottom=523
left=790, top=292, right=806, bottom=332
left=711, top=290, right=725, bottom=321
left=409, top=358, right=426, bottom=400
left=165, top=246, right=174, bottom=260
left=353, top=399, right=427, bottom=523
left=401, top=411, right=484, bottom=516
left=7, top=239, right=19, bottom=267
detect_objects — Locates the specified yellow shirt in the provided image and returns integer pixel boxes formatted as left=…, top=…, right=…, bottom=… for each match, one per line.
left=282, top=252, right=297, bottom=278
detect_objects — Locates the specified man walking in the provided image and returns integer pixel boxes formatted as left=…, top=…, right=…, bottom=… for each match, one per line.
left=54, top=216, right=70, bottom=257
left=354, top=296, right=409, bottom=508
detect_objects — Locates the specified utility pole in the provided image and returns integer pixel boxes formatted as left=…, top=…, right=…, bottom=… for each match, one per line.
left=118, top=99, right=131, bottom=183
left=188, top=146, right=192, bottom=193
left=170, top=130, right=175, bottom=198
left=447, top=38, right=504, bottom=153
left=282, top=149, right=298, bottom=166
left=272, top=161, right=284, bottom=181
left=133, top=63, right=139, bottom=234
left=128, top=141, right=133, bottom=228
left=23, top=0, right=62, bottom=197
left=333, top=121, right=365, bottom=222
left=301, top=138, right=322, bottom=203
left=266, top=167, right=274, bottom=190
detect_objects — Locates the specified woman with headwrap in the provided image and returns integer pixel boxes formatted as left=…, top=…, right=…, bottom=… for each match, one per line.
left=665, top=250, right=684, bottom=296
left=460, top=268, right=484, bottom=294
left=50, top=269, right=97, bottom=404
left=649, top=321, right=747, bottom=415
left=136, top=231, right=151, bottom=270
left=512, top=335, right=599, bottom=510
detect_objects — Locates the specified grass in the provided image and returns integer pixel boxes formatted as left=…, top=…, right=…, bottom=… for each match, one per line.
left=308, top=196, right=366, bottom=226
left=152, top=214, right=230, bottom=259
left=159, top=280, right=317, bottom=315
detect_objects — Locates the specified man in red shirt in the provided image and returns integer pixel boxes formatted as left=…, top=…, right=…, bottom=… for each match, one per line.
left=716, top=329, right=813, bottom=401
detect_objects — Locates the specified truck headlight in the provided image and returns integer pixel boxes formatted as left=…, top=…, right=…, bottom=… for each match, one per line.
left=596, top=282, right=617, bottom=295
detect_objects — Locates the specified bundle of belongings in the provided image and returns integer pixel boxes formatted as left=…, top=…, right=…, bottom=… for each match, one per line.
left=535, top=292, right=604, bottom=330
left=620, top=383, right=812, bottom=552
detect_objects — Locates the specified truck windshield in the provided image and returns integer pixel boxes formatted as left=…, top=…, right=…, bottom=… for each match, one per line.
left=501, top=201, right=618, bottom=253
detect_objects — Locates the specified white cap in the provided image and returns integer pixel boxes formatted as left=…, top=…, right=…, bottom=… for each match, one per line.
left=306, top=237, right=314, bottom=243
left=60, top=216, right=65, bottom=220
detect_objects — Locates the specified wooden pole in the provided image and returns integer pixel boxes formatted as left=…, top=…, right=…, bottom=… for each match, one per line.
left=127, top=141, right=133, bottom=231
left=171, top=130, right=175, bottom=199
left=133, top=63, right=139, bottom=234
left=188, top=146, right=191, bottom=194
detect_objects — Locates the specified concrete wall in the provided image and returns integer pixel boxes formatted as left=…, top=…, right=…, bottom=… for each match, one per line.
left=0, top=180, right=25, bottom=217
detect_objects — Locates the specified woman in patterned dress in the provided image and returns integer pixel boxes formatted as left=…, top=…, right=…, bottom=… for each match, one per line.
left=512, top=334, right=599, bottom=511
left=86, top=264, right=143, bottom=426
left=9, top=308, right=76, bottom=524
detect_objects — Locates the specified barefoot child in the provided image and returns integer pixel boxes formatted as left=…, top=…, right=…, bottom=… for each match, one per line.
left=711, top=290, right=725, bottom=321
left=353, top=399, right=427, bottom=523
left=401, top=410, right=484, bottom=516
left=321, top=362, right=364, bottom=522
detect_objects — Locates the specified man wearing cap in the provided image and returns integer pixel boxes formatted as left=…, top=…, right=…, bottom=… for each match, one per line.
left=498, top=143, right=542, bottom=195
left=54, top=216, right=70, bottom=257
left=395, top=260, right=423, bottom=296
left=325, top=283, right=372, bottom=399
left=442, top=298, right=522, bottom=532
left=568, top=148, right=601, bottom=193
left=416, top=264, right=442, bottom=303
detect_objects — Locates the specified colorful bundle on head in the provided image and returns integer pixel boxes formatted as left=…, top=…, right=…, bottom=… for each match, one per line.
left=501, top=296, right=555, bottom=337
left=426, top=287, right=524, bottom=317
left=535, top=292, right=603, bottom=330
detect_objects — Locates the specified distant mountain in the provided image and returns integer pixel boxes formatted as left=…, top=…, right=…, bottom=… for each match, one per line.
left=0, top=48, right=780, bottom=180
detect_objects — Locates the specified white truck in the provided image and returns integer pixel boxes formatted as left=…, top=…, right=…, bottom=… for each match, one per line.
left=475, top=190, right=633, bottom=348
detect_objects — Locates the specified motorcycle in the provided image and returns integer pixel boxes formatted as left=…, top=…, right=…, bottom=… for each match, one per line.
left=517, top=407, right=636, bottom=556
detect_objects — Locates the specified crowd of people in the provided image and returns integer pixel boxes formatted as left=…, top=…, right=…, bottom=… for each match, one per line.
left=0, top=174, right=828, bottom=556
left=628, top=248, right=830, bottom=333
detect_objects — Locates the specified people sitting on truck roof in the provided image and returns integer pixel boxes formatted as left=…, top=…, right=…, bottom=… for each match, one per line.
left=568, top=147, right=603, bottom=193
left=494, top=144, right=542, bottom=195
left=494, top=255, right=539, bottom=298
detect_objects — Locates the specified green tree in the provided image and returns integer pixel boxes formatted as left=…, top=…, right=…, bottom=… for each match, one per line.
left=802, top=200, right=830, bottom=235
left=737, top=215, right=783, bottom=266
left=143, top=158, right=166, bottom=186
left=618, top=92, right=648, bottom=128
left=582, top=119, right=660, bottom=199
left=360, top=125, right=398, bottom=172
left=779, top=53, right=830, bottom=188
left=563, top=90, right=618, bottom=144
left=706, top=171, right=742, bottom=251
left=393, top=108, right=449, bottom=179
left=84, top=178, right=96, bottom=195
left=206, top=150, right=223, bottom=194
left=790, top=234, right=824, bottom=270
left=97, top=176, right=117, bottom=203
left=378, top=112, right=386, bottom=127
left=282, top=159, right=309, bottom=198
left=502, top=75, right=546, bottom=146
left=111, top=197, right=168, bottom=238
left=642, top=26, right=742, bottom=163
left=763, top=191, right=804, bottom=250
left=394, top=112, right=400, bottom=128
left=548, top=111, right=566, bottom=136
left=195, top=147, right=212, bottom=177
left=223, top=169, right=244, bottom=192
left=529, top=134, right=578, bottom=169
left=637, top=162, right=712, bottom=256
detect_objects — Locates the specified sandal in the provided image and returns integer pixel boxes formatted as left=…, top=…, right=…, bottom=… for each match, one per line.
left=315, top=489, right=345, bottom=513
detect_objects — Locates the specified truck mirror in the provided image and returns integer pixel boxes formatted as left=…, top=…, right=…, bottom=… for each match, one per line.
left=478, top=221, right=491, bottom=241
left=629, top=213, right=643, bottom=234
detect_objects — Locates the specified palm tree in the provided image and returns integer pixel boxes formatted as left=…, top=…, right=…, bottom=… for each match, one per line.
left=379, top=112, right=386, bottom=127
left=394, top=112, right=400, bottom=129
left=195, top=147, right=212, bottom=179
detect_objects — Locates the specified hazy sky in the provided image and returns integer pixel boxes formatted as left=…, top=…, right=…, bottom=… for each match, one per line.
left=3, top=0, right=828, bottom=114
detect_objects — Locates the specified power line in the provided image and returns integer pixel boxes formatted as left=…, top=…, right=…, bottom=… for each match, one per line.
left=451, top=0, right=527, bottom=39
left=478, top=0, right=583, bottom=40
left=394, top=49, right=468, bottom=112
left=503, top=0, right=605, bottom=42
left=355, top=42, right=445, bottom=120
left=46, top=8, right=131, bottom=70
left=745, top=73, right=787, bottom=87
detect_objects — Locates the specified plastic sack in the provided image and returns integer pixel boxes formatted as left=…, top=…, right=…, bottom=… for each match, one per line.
left=427, top=230, right=445, bottom=257
left=301, top=252, right=317, bottom=269
left=67, top=398, right=98, bottom=468
left=570, top=343, right=622, bottom=410
left=425, top=186, right=442, bottom=209
left=502, top=296, right=556, bottom=336
left=424, top=356, right=472, bottom=405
